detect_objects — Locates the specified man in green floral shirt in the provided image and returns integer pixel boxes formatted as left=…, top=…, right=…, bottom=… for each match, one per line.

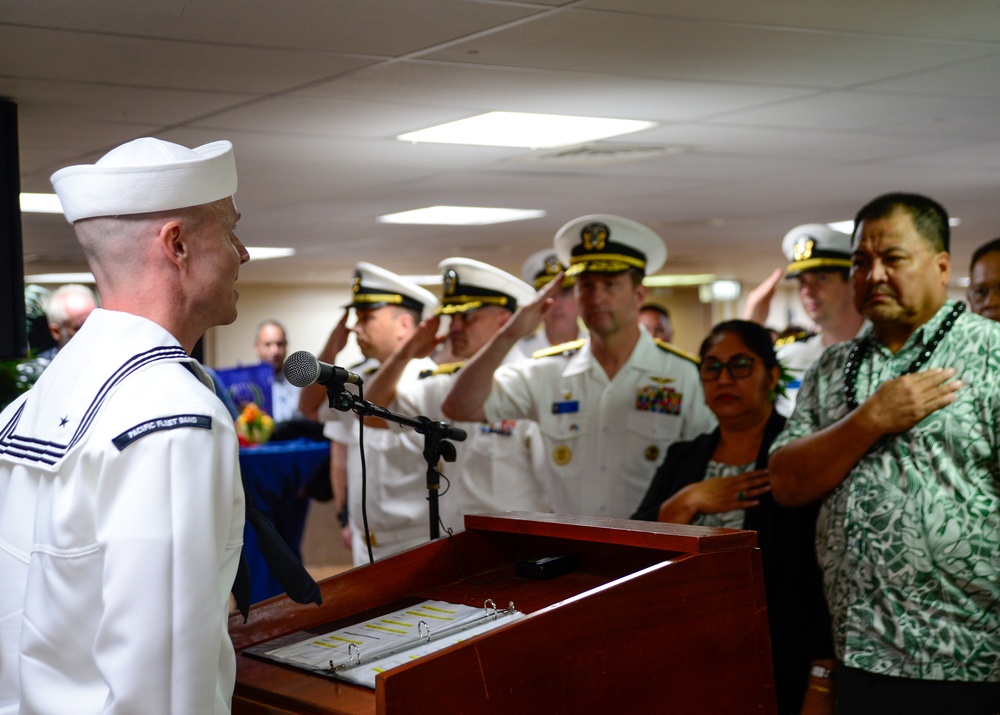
left=770, top=193, right=1000, bottom=714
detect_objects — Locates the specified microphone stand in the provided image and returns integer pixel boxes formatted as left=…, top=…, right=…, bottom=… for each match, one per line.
left=325, top=381, right=466, bottom=542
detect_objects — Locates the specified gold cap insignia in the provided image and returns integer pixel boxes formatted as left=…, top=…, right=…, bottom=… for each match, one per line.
left=581, top=221, right=609, bottom=251
left=443, top=269, right=458, bottom=296
left=352, top=270, right=363, bottom=294
left=793, top=236, right=815, bottom=262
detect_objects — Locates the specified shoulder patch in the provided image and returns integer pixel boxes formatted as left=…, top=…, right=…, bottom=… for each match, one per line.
left=112, top=414, right=213, bottom=451
left=532, top=338, right=586, bottom=359
left=421, top=361, right=466, bottom=378
left=653, top=338, right=700, bottom=365
left=774, top=331, right=812, bottom=347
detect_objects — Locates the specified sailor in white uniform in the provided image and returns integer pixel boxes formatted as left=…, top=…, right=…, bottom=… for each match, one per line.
left=0, top=138, right=248, bottom=715
left=772, top=224, right=866, bottom=416
left=315, top=263, right=440, bottom=564
left=515, top=249, right=584, bottom=358
left=441, top=215, right=716, bottom=518
left=363, top=258, right=550, bottom=537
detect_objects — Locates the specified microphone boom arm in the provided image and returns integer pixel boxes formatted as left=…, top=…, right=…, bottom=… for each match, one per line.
left=326, top=383, right=466, bottom=541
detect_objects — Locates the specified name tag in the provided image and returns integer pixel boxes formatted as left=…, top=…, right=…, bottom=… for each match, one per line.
left=113, top=414, right=213, bottom=451
left=551, top=400, right=579, bottom=414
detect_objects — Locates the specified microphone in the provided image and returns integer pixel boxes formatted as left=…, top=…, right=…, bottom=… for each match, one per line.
left=283, top=351, right=364, bottom=388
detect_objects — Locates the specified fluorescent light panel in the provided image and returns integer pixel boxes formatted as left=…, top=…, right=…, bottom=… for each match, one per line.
left=828, top=218, right=961, bottom=233
left=643, top=273, right=717, bottom=287
left=20, top=193, right=64, bottom=214
left=398, top=111, right=656, bottom=149
left=24, top=272, right=95, bottom=284
left=377, top=206, right=544, bottom=225
left=401, top=275, right=444, bottom=285
left=247, top=247, right=295, bottom=260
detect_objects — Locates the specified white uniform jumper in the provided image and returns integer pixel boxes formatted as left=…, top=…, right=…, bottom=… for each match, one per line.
left=0, top=310, right=244, bottom=715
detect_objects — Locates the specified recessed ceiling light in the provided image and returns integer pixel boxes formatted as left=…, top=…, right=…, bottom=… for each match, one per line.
left=397, top=112, right=656, bottom=149
left=377, top=206, right=544, bottom=225
left=247, top=247, right=295, bottom=260
left=20, top=193, right=64, bottom=214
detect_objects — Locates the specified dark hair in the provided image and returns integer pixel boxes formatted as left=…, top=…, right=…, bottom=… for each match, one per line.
left=853, top=192, right=950, bottom=253
left=970, top=237, right=1000, bottom=273
left=699, top=319, right=778, bottom=372
left=640, top=303, right=670, bottom=319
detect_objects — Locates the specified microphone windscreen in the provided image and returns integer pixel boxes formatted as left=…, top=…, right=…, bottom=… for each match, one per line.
left=283, top=351, right=320, bottom=387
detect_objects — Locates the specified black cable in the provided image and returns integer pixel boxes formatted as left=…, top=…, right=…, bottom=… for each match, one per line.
left=356, top=384, right=375, bottom=565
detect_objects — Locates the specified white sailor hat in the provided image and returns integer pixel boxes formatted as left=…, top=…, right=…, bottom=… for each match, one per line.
left=554, top=214, right=666, bottom=277
left=435, top=257, right=535, bottom=315
left=346, top=262, right=439, bottom=318
left=521, top=248, right=575, bottom=291
left=781, top=224, right=853, bottom=277
left=51, top=137, right=237, bottom=224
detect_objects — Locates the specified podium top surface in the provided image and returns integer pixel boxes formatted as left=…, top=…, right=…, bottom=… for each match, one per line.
left=464, top=511, right=758, bottom=553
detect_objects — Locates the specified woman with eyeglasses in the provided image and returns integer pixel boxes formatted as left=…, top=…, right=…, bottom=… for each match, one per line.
left=633, top=320, right=835, bottom=715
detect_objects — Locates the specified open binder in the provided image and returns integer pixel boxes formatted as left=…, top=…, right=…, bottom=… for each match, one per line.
left=248, top=599, right=523, bottom=688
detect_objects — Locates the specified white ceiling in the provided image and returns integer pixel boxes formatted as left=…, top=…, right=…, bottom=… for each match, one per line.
left=5, top=0, right=1000, bottom=288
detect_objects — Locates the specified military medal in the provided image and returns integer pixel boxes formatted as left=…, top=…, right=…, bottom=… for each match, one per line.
left=553, top=445, right=572, bottom=465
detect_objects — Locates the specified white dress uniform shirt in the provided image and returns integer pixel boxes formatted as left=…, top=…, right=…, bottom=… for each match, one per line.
left=774, top=332, right=827, bottom=417
left=482, top=329, right=716, bottom=518
left=0, top=309, right=244, bottom=715
left=774, top=322, right=868, bottom=417
left=391, top=351, right=551, bottom=537
left=321, top=356, right=441, bottom=564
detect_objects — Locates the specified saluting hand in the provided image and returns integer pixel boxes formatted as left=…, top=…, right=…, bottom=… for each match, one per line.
left=504, top=273, right=566, bottom=341
left=323, top=310, right=351, bottom=359
left=403, top=315, right=446, bottom=360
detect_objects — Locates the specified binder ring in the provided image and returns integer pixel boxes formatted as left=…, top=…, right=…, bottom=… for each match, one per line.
left=484, top=599, right=497, bottom=619
left=418, top=620, right=431, bottom=641
left=348, top=643, right=361, bottom=665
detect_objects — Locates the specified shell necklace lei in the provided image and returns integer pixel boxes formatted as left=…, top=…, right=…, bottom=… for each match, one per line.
left=842, top=301, right=965, bottom=411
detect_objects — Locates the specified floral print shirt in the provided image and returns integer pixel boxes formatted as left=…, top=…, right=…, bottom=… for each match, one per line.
left=772, top=300, right=1000, bottom=681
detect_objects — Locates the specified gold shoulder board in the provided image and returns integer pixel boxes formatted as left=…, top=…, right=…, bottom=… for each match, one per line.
left=774, top=331, right=811, bottom=347
left=531, top=338, right=587, bottom=359
left=653, top=338, right=700, bottom=365
left=425, top=361, right=466, bottom=377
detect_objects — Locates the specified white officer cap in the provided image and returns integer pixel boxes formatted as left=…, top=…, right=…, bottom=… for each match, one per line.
left=521, top=248, right=575, bottom=291
left=781, top=224, right=853, bottom=278
left=346, top=262, right=439, bottom=318
left=51, top=137, right=237, bottom=223
left=435, top=257, right=536, bottom=315
left=554, top=214, right=666, bottom=277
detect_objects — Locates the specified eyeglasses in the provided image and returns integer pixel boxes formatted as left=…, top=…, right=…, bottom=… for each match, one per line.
left=699, top=354, right=756, bottom=381
left=967, top=282, right=1000, bottom=304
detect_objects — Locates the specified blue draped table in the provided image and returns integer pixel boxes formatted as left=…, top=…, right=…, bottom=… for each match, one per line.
left=238, top=438, right=329, bottom=603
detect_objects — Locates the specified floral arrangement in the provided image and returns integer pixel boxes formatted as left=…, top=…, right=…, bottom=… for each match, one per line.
left=235, top=402, right=274, bottom=445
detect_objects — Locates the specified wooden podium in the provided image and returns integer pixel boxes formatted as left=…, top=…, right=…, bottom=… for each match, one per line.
left=229, top=512, right=777, bottom=714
